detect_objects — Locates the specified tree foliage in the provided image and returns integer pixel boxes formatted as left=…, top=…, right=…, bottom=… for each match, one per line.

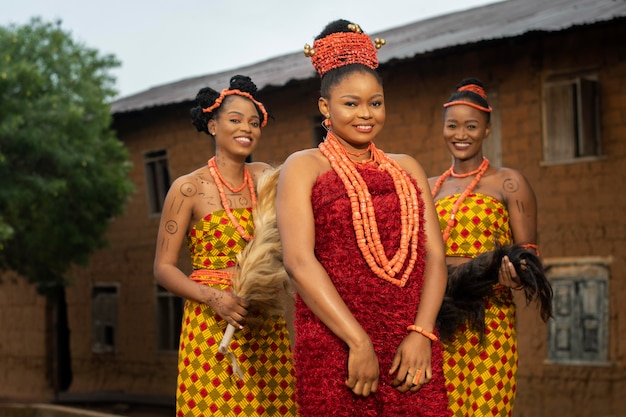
left=0, top=18, right=134, bottom=291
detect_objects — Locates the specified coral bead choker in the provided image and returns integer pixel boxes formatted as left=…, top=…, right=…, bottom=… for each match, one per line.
left=450, top=157, right=488, bottom=178
left=207, top=157, right=256, bottom=241
left=431, top=157, right=490, bottom=243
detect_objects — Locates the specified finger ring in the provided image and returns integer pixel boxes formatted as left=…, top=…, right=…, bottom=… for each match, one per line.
left=412, top=369, right=423, bottom=385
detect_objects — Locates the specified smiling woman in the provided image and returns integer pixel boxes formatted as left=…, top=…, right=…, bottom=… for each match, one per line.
left=275, top=18, right=449, bottom=416
left=152, top=75, right=296, bottom=417
left=428, top=77, right=550, bottom=417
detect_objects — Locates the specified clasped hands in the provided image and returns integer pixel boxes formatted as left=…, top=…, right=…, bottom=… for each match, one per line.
left=345, top=333, right=432, bottom=397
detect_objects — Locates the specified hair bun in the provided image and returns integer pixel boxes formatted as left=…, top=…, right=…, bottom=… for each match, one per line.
left=229, top=75, right=258, bottom=95
left=456, top=77, right=485, bottom=90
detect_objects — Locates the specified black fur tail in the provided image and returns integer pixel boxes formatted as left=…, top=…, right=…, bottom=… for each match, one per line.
left=437, top=244, right=553, bottom=342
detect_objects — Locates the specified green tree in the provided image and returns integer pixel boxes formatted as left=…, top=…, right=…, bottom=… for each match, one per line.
left=0, top=17, right=134, bottom=392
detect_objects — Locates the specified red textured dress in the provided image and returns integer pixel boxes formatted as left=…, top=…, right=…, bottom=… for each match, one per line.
left=294, top=164, right=448, bottom=416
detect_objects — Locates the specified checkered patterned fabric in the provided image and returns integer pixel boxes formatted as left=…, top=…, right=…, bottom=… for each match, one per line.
left=435, top=193, right=512, bottom=258
left=176, top=296, right=297, bottom=416
left=187, top=208, right=255, bottom=270
left=443, top=290, right=517, bottom=416
left=179, top=210, right=297, bottom=416
left=437, top=192, right=518, bottom=416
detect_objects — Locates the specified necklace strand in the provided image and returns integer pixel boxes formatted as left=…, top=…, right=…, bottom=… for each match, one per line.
left=345, top=143, right=373, bottom=158
left=431, top=157, right=490, bottom=243
left=207, top=157, right=256, bottom=241
left=319, top=132, right=421, bottom=287
left=209, top=157, right=248, bottom=193
left=450, top=156, right=488, bottom=178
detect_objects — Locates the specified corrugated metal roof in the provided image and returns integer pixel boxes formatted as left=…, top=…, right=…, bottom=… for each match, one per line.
left=111, top=0, right=626, bottom=114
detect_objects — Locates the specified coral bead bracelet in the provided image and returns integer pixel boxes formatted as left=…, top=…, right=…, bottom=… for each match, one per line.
left=407, top=324, right=439, bottom=342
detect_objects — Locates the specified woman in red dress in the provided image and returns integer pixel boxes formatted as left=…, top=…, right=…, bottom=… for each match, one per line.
left=276, top=19, right=449, bottom=416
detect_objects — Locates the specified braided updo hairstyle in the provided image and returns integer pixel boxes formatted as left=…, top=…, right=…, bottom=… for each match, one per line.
left=315, top=19, right=382, bottom=98
left=190, top=75, right=265, bottom=135
left=444, top=77, right=491, bottom=122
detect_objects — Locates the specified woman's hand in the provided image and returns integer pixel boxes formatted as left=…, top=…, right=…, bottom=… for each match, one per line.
left=346, top=340, right=379, bottom=396
left=498, top=255, right=523, bottom=290
left=204, top=287, right=249, bottom=329
left=389, top=333, right=433, bottom=393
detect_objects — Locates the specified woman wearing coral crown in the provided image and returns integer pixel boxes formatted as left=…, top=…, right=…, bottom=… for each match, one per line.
left=430, top=78, right=552, bottom=416
left=154, top=75, right=297, bottom=416
left=276, top=19, right=449, bottom=416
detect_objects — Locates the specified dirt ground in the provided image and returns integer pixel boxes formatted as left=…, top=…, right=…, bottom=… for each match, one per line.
left=69, top=404, right=174, bottom=417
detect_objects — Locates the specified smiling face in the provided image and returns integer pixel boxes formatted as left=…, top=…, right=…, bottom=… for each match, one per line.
left=318, top=70, right=385, bottom=151
left=208, top=95, right=262, bottom=159
left=443, top=103, right=491, bottom=162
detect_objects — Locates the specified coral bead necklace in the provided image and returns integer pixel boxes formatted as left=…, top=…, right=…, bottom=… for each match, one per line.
left=345, top=143, right=373, bottom=159
left=319, top=131, right=421, bottom=288
left=449, top=156, right=488, bottom=178
left=207, top=157, right=256, bottom=241
left=208, top=156, right=248, bottom=193
left=431, top=157, right=489, bottom=243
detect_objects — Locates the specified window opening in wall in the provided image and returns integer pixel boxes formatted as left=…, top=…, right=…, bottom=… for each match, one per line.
left=156, top=283, right=183, bottom=352
left=483, top=91, right=501, bottom=167
left=312, top=115, right=325, bottom=147
left=542, top=73, right=601, bottom=164
left=546, top=258, right=610, bottom=365
left=92, top=284, right=119, bottom=354
left=145, top=149, right=171, bottom=215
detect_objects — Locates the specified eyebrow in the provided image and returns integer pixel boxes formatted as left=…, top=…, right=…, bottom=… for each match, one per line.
left=445, top=118, right=480, bottom=123
left=340, top=93, right=384, bottom=100
left=226, top=110, right=260, bottom=120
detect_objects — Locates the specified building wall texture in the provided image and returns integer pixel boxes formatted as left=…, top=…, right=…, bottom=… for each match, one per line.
left=0, top=20, right=624, bottom=417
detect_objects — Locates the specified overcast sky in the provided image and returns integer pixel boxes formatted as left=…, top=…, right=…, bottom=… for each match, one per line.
left=3, top=0, right=503, bottom=98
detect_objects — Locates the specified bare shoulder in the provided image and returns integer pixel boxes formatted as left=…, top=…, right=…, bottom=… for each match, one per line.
left=283, top=148, right=327, bottom=170
left=495, top=166, right=524, bottom=178
left=427, top=175, right=439, bottom=190
left=493, top=166, right=533, bottom=193
left=387, top=153, right=426, bottom=179
left=246, top=161, right=273, bottom=181
left=280, top=148, right=328, bottom=186
left=167, top=167, right=211, bottom=198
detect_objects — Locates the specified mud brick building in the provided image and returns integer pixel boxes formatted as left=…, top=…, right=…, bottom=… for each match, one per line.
left=1, top=0, right=625, bottom=415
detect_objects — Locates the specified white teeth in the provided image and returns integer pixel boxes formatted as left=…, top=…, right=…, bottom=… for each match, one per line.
left=235, top=137, right=251, bottom=143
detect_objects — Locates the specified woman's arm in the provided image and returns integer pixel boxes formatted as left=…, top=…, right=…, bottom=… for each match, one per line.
left=276, top=151, right=379, bottom=397
left=153, top=174, right=248, bottom=328
left=500, top=168, right=537, bottom=244
left=498, top=168, right=538, bottom=288
left=389, top=155, right=448, bottom=392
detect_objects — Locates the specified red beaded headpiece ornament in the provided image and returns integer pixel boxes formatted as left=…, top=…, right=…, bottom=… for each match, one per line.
left=202, top=89, right=269, bottom=128
left=443, top=83, right=493, bottom=113
left=304, top=23, right=386, bottom=77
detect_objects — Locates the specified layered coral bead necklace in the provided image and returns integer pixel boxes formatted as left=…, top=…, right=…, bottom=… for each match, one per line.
left=430, top=156, right=489, bottom=243
left=319, top=131, right=420, bottom=288
left=207, top=156, right=256, bottom=241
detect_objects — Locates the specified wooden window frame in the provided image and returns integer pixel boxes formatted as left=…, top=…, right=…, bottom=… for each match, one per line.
left=155, top=283, right=183, bottom=353
left=92, top=283, right=119, bottom=354
left=144, top=149, right=171, bottom=216
left=541, top=72, right=602, bottom=165
left=545, top=257, right=611, bottom=365
left=312, top=114, right=325, bottom=147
